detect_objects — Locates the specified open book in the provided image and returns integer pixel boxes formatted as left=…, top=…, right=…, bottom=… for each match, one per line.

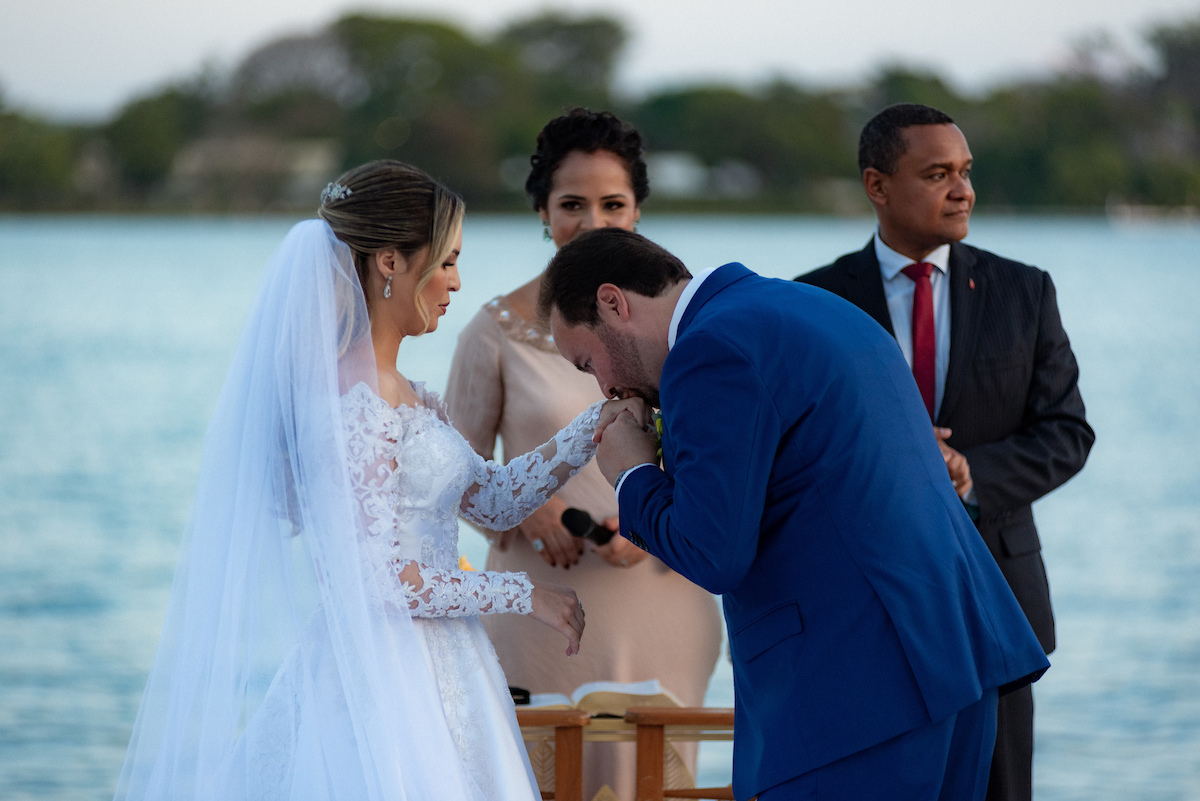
left=527, top=679, right=683, bottom=717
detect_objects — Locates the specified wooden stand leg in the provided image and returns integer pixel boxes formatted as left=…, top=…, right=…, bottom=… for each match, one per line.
left=517, top=709, right=590, bottom=801
left=635, top=722, right=666, bottom=801
left=626, top=707, right=736, bottom=801
left=554, top=724, right=584, bottom=801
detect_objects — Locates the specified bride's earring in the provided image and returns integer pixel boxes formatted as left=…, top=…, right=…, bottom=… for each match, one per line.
left=383, top=275, right=392, bottom=299
left=542, top=222, right=552, bottom=242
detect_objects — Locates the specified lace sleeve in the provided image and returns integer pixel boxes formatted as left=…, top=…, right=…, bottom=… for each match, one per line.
left=393, top=560, right=533, bottom=617
left=342, top=383, right=539, bottom=618
left=458, top=401, right=603, bottom=531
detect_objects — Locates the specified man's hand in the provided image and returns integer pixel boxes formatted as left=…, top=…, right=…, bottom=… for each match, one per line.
left=595, top=402, right=659, bottom=486
left=935, top=427, right=973, bottom=499
left=593, top=397, right=653, bottom=443
left=591, top=516, right=649, bottom=568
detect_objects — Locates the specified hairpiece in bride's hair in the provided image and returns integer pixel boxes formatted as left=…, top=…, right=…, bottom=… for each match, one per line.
left=321, top=182, right=353, bottom=205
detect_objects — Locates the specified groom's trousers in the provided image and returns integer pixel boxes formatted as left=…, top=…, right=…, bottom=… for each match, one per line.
left=753, top=688, right=999, bottom=801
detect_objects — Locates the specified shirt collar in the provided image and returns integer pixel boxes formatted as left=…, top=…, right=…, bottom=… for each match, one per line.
left=874, top=229, right=951, bottom=281
left=668, top=266, right=721, bottom=350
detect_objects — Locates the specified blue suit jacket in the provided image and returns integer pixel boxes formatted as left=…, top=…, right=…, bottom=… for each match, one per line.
left=618, top=264, right=1049, bottom=799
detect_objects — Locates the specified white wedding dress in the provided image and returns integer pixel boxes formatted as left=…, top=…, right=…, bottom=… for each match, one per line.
left=338, top=382, right=601, bottom=798
left=222, top=384, right=602, bottom=801
left=114, top=220, right=601, bottom=801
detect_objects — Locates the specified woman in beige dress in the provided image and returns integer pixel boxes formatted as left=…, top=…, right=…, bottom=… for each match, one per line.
left=446, top=110, right=722, bottom=801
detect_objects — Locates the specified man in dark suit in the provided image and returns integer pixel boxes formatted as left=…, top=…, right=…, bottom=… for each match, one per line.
left=796, top=103, right=1094, bottom=801
left=540, top=227, right=1050, bottom=801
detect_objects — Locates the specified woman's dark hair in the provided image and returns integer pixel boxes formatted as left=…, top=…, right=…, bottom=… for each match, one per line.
left=538, top=228, right=690, bottom=327
left=858, top=103, right=955, bottom=175
left=525, top=108, right=650, bottom=211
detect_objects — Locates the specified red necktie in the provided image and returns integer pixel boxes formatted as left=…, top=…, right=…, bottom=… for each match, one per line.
left=901, top=262, right=936, bottom=420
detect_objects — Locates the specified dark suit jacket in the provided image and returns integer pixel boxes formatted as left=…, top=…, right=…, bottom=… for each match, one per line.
left=618, top=263, right=1049, bottom=799
left=797, top=240, right=1095, bottom=654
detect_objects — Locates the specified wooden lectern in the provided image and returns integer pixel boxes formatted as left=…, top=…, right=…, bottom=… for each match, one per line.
left=517, top=706, right=734, bottom=801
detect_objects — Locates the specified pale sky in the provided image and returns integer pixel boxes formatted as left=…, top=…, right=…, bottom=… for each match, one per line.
left=3, top=0, right=1198, bottom=121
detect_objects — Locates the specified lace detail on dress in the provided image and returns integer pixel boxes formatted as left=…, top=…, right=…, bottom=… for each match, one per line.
left=335, top=380, right=600, bottom=797
left=340, top=381, right=599, bottom=617
left=398, top=562, right=534, bottom=617
left=461, top=400, right=603, bottom=531
left=422, top=621, right=492, bottom=796
left=484, top=296, right=559, bottom=354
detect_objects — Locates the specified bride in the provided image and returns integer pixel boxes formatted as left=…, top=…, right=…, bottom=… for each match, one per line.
left=113, top=160, right=645, bottom=800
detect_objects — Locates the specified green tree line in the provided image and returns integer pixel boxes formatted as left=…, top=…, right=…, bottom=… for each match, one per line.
left=2, top=11, right=1199, bottom=212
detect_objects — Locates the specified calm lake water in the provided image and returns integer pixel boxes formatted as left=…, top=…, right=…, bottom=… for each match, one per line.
left=1, top=214, right=1197, bottom=800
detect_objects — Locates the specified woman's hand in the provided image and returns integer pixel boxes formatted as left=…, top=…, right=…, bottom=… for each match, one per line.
left=592, top=536, right=649, bottom=569
left=515, top=496, right=584, bottom=569
left=529, top=579, right=586, bottom=657
left=590, top=516, right=649, bottom=568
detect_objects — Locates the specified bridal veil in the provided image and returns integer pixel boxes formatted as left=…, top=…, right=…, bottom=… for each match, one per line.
left=114, top=220, right=484, bottom=800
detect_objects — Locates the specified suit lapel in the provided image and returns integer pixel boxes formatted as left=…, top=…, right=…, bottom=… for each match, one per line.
left=938, top=242, right=984, bottom=426
left=844, top=240, right=895, bottom=338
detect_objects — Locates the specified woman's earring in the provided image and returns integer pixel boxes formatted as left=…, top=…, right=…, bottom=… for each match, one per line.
left=634, top=219, right=640, bottom=233
left=383, top=275, right=392, bottom=299
left=542, top=222, right=552, bottom=242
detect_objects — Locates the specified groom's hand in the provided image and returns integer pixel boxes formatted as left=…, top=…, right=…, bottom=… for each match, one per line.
left=595, top=406, right=659, bottom=487
left=593, top=397, right=652, bottom=442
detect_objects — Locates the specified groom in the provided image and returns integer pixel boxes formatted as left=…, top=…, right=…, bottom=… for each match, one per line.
left=539, top=228, right=1050, bottom=801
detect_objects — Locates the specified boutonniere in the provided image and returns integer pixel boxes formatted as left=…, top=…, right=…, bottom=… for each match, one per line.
left=653, top=409, right=663, bottom=463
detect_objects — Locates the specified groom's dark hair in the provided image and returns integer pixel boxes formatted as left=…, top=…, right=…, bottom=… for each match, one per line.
left=538, top=228, right=691, bottom=327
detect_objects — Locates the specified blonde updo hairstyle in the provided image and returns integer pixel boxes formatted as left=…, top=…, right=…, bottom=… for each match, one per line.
left=319, top=159, right=465, bottom=331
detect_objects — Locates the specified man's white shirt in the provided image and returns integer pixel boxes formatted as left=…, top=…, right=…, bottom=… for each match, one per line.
left=878, top=231, right=950, bottom=419
left=876, top=233, right=977, bottom=504
left=875, top=231, right=951, bottom=420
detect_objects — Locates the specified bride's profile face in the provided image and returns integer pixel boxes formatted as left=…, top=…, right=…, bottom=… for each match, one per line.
left=542, top=149, right=639, bottom=248
left=418, top=227, right=463, bottom=334
left=372, top=225, right=462, bottom=337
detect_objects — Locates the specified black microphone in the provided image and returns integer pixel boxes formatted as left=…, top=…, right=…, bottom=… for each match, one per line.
left=561, top=507, right=615, bottom=546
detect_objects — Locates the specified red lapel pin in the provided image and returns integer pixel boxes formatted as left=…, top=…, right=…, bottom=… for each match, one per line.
left=969, top=278, right=976, bottom=289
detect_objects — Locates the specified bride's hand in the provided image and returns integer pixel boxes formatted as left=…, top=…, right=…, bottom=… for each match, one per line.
left=593, top=397, right=652, bottom=444
left=529, top=580, right=585, bottom=657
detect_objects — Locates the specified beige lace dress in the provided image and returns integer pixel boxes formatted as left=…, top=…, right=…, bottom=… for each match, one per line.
left=446, top=297, right=723, bottom=801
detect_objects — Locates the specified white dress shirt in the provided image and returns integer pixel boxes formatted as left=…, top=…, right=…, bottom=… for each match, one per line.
left=876, top=233, right=976, bottom=505
left=614, top=266, right=720, bottom=499
left=874, top=232, right=951, bottom=420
